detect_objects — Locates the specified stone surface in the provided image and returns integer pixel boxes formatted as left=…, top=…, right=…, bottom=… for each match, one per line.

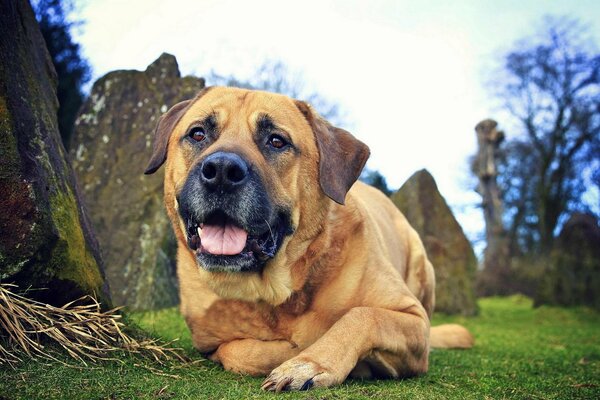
left=535, top=213, right=600, bottom=310
left=70, top=54, right=205, bottom=310
left=0, top=0, right=110, bottom=306
left=391, top=169, right=478, bottom=316
left=473, top=119, right=512, bottom=297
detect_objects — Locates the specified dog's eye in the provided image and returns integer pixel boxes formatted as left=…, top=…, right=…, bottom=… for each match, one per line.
left=267, top=134, right=288, bottom=150
left=189, top=127, right=206, bottom=142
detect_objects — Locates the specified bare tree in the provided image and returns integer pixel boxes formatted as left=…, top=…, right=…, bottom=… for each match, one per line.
left=492, top=16, right=600, bottom=254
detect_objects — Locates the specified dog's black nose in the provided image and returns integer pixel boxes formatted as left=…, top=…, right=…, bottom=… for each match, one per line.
left=200, top=152, right=249, bottom=190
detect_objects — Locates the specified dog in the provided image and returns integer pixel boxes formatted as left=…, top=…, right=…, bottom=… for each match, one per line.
left=144, top=86, right=473, bottom=392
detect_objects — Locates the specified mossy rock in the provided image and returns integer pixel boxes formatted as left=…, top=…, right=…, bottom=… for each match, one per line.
left=535, top=213, right=600, bottom=310
left=69, top=54, right=205, bottom=310
left=391, top=169, right=478, bottom=316
left=0, top=0, right=110, bottom=307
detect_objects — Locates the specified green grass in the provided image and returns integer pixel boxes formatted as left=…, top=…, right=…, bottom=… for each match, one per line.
left=1, top=296, right=599, bottom=399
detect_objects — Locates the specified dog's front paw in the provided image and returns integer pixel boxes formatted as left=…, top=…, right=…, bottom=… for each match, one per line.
left=261, top=357, right=340, bottom=392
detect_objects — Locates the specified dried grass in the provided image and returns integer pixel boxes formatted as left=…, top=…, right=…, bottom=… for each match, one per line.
left=0, top=283, right=187, bottom=367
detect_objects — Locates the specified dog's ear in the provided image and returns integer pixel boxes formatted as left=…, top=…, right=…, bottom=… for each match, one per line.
left=144, top=99, right=192, bottom=174
left=295, top=100, right=370, bottom=205
left=144, top=87, right=213, bottom=174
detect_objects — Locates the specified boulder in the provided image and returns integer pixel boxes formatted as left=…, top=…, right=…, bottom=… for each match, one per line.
left=535, top=213, right=600, bottom=310
left=391, top=169, right=478, bottom=315
left=0, top=0, right=110, bottom=306
left=69, top=54, right=205, bottom=310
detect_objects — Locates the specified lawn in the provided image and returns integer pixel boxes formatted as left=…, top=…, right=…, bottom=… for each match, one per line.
left=1, top=296, right=598, bottom=399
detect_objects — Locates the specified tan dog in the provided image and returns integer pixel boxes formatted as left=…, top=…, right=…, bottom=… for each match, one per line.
left=145, top=86, right=473, bottom=392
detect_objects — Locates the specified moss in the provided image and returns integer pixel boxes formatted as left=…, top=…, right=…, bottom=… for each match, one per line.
left=48, top=187, right=104, bottom=298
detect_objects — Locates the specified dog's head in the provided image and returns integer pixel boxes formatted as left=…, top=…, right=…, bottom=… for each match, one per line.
left=145, top=87, right=369, bottom=274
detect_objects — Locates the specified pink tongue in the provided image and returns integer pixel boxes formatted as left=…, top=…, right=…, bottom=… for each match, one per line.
left=199, top=224, right=248, bottom=255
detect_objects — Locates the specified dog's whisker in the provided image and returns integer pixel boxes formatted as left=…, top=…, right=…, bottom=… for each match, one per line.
left=264, top=218, right=275, bottom=244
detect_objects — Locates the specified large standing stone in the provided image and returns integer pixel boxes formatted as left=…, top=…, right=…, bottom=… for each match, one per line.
left=70, top=54, right=205, bottom=310
left=391, top=169, right=478, bottom=315
left=0, top=0, right=110, bottom=307
left=535, top=213, right=600, bottom=310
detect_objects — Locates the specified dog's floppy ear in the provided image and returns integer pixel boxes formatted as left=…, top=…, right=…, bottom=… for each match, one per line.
left=145, top=87, right=214, bottom=174
left=295, top=100, right=370, bottom=205
left=144, top=99, right=192, bottom=174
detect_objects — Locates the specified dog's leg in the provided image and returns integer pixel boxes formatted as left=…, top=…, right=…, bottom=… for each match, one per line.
left=261, top=304, right=429, bottom=391
left=210, top=339, right=301, bottom=376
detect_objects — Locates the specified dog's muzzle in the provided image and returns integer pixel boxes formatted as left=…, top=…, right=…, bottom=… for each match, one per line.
left=177, top=151, right=291, bottom=272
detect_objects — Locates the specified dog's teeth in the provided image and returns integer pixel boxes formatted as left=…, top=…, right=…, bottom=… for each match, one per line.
left=197, top=226, right=202, bottom=235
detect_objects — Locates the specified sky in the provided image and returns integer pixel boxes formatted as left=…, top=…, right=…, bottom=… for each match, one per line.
left=72, top=0, right=600, bottom=251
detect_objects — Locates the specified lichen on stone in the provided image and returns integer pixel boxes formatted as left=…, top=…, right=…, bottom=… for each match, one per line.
left=49, top=188, right=104, bottom=295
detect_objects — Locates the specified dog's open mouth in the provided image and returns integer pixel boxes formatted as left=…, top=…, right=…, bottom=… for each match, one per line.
left=185, top=210, right=288, bottom=271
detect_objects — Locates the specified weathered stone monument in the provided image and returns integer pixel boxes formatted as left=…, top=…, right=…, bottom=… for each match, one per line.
left=391, top=169, right=478, bottom=315
left=70, top=54, right=205, bottom=309
left=0, top=0, right=110, bottom=307
left=473, top=119, right=512, bottom=296
left=535, top=213, right=600, bottom=310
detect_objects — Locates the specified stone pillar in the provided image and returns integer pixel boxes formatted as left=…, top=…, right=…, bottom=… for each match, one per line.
left=0, top=0, right=110, bottom=307
left=474, top=119, right=511, bottom=296
left=391, top=169, right=478, bottom=315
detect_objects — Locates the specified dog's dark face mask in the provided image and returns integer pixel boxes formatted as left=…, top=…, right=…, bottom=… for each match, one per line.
left=176, top=150, right=292, bottom=272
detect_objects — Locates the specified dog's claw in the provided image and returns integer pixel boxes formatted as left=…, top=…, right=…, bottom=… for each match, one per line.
left=275, top=377, right=292, bottom=392
left=262, top=375, right=292, bottom=392
left=260, top=379, right=274, bottom=391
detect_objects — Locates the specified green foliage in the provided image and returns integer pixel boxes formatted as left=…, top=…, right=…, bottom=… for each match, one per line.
left=1, top=297, right=598, bottom=399
left=32, top=0, right=91, bottom=149
left=360, top=168, right=393, bottom=196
